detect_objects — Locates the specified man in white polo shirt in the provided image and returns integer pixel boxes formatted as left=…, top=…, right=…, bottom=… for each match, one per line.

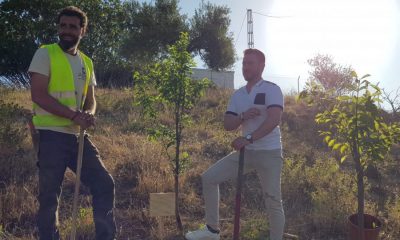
left=186, top=49, right=285, bottom=240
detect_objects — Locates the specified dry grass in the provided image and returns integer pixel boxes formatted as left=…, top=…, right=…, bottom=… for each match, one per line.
left=0, top=87, right=399, bottom=239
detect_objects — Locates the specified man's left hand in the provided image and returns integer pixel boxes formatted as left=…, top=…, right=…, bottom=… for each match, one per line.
left=231, top=137, right=250, bottom=151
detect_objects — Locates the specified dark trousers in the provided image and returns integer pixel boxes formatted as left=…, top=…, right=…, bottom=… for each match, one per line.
left=37, top=130, right=116, bottom=240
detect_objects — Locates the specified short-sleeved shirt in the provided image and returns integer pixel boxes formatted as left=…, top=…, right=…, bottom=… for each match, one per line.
left=226, top=79, right=284, bottom=150
left=28, top=47, right=96, bottom=135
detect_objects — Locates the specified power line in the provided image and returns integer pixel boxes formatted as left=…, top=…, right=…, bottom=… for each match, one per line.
left=253, top=11, right=292, bottom=18
left=235, top=12, right=247, bottom=47
left=265, top=74, right=298, bottom=79
left=244, top=9, right=291, bottom=48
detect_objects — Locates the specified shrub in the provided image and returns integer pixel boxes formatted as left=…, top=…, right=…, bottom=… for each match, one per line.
left=0, top=100, right=28, bottom=155
left=384, top=197, right=400, bottom=237
left=61, top=207, right=95, bottom=240
left=0, top=100, right=35, bottom=183
left=240, top=218, right=269, bottom=240
left=308, top=158, right=357, bottom=236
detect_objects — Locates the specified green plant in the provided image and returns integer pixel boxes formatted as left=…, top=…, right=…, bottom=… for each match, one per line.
left=240, top=218, right=269, bottom=240
left=308, top=158, right=358, bottom=235
left=61, top=207, right=95, bottom=240
left=0, top=100, right=28, bottom=154
left=312, top=72, right=400, bottom=238
left=384, top=197, right=400, bottom=236
left=133, top=32, right=210, bottom=233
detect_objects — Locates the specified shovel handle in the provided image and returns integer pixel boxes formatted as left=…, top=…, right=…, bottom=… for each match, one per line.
left=70, top=128, right=85, bottom=240
left=233, top=148, right=245, bottom=240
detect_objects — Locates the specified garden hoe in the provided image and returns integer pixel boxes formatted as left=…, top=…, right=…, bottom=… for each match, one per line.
left=70, top=128, right=85, bottom=240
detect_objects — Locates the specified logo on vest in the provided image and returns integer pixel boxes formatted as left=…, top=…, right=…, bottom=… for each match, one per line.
left=79, top=66, right=86, bottom=82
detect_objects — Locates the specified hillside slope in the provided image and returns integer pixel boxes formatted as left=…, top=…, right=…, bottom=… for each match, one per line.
left=1, top=87, right=400, bottom=239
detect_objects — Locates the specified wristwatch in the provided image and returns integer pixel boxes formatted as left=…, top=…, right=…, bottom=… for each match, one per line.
left=245, top=133, right=253, bottom=143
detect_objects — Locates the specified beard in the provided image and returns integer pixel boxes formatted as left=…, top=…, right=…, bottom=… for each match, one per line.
left=58, top=34, right=80, bottom=51
left=243, top=71, right=256, bottom=82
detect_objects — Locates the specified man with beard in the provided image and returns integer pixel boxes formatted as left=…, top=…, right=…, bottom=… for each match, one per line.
left=29, top=6, right=116, bottom=240
left=185, top=49, right=285, bottom=240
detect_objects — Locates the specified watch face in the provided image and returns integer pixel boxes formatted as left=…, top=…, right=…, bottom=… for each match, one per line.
left=246, top=134, right=252, bottom=140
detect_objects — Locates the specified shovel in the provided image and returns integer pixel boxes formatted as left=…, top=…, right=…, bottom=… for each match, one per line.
left=70, top=128, right=85, bottom=240
left=233, top=147, right=245, bottom=240
left=232, top=147, right=299, bottom=240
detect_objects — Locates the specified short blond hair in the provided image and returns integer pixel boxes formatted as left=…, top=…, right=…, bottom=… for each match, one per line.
left=244, top=48, right=265, bottom=64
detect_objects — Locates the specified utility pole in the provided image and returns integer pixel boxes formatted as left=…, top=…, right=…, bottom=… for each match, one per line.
left=246, top=10, right=291, bottom=49
left=247, top=9, right=254, bottom=49
left=297, top=75, right=300, bottom=94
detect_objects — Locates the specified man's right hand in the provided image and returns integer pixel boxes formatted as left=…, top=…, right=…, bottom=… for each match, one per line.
left=72, top=111, right=95, bottom=129
left=224, top=107, right=261, bottom=131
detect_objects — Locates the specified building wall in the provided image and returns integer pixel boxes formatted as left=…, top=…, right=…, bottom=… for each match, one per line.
left=191, top=68, right=234, bottom=89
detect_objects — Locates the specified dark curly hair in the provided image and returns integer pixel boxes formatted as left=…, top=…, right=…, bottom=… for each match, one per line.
left=57, top=6, right=88, bottom=32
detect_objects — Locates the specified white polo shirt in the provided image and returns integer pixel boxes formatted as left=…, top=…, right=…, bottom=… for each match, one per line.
left=226, top=80, right=284, bottom=150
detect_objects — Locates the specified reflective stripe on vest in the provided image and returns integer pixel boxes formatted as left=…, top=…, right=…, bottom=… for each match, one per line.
left=32, top=43, right=93, bottom=127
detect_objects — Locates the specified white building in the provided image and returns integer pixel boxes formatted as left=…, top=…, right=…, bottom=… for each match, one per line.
left=191, top=68, right=234, bottom=89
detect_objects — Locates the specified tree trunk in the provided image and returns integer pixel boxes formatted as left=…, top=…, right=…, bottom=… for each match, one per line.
left=174, top=110, right=183, bottom=234
left=353, top=82, right=365, bottom=240
left=353, top=144, right=365, bottom=240
left=174, top=171, right=183, bottom=234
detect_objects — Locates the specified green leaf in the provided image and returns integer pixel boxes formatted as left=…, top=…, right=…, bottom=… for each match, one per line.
left=374, top=120, right=379, bottom=130
left=328, top=139, right=335, bottom=147
left=360, top=74, right=371, bottom=79
left=333, top=143, right=341, bottom=150
left=181, top=151, right=189, bottom=159
left=351, top=71, right=358, bottom=78
left=340, top=144, right=348, bottom=154
left=324, top=135, right=331, bottom=143
left=337, top=95, right=351, bottom=101
left=340, top=155, right=348, bottom=163
left=359, top=85, right=368, bottom=91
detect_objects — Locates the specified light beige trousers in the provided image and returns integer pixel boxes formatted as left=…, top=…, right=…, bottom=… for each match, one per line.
left=202, top=149, right=285, bottom=240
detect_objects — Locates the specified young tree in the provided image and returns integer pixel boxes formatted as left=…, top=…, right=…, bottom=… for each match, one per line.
left=314, top=72, right=400, bottom=239
left=133, top=32, right=210, bottom=233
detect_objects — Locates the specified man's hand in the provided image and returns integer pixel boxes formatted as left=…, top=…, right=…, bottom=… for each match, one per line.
left=224, top=107, right=262, bottom=131
left=231, top=136, right=251, bottom=151
left=72, top=111, right=95, bottom=129
left=241, top=107, right=261, bottom=121
left=82, top=111, right=96, bottom=126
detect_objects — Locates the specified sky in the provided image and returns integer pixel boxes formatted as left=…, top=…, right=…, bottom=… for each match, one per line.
left=176, top=0, right=400, bottom=96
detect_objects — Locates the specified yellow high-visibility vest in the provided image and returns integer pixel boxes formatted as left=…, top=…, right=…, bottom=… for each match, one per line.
left=32, top=43, right=93, bottom=127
